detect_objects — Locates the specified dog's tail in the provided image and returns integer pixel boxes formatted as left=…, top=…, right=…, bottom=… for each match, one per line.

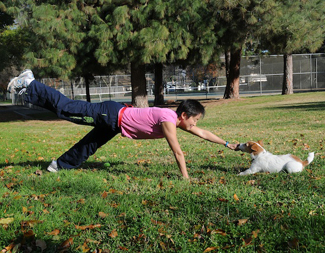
left=302, top=152, right=315, bottom=167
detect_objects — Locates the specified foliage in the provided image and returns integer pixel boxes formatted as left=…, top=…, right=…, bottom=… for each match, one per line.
left=260, top=0, right=325, bottom=54
left=1, top=92, right=325, bottom=252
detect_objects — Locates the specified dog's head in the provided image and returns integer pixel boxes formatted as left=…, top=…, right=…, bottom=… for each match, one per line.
left=237, top=140, right=265, bottom=158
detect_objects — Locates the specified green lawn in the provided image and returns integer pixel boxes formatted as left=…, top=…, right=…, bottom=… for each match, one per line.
left=1, top=92, right=325, bottom=252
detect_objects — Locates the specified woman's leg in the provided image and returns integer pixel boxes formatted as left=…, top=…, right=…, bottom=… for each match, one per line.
left=24, top=80, right=103, bottom=126
left=56, top=127, right=119, bottom=169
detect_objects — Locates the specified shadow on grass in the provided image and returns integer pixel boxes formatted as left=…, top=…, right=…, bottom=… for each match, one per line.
left=0, top=160, right=128, bottom=173
left=267, top=101, right=325, bottom=111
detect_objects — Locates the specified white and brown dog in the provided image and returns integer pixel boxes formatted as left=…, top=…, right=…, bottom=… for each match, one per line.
left=237, top=140, right=314, bottom=175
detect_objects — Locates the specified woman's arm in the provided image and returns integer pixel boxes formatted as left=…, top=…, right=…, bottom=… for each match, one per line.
left=186, top=126, right=238, bottom=150
left=161, top=121, right=189, bottom=179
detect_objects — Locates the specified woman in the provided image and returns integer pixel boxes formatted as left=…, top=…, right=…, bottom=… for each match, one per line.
left=8, top=70, right=237, bottom=179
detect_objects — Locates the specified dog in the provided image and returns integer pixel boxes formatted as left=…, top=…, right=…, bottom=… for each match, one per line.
left=236, top=140, right=314, bottom=175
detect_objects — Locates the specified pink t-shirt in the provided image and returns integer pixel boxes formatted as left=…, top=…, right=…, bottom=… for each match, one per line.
left=120, top=107, right=177, bottom=139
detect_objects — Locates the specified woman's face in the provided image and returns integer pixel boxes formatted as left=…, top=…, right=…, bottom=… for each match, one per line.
left=179, top=113, right=202, bottom=131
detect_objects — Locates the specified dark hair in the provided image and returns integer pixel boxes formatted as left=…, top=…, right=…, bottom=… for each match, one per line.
left=176, top=100, right=205, bottom=118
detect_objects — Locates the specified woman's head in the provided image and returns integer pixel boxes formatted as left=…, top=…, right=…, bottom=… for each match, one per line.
left=176, top=99, right=205, bottom=118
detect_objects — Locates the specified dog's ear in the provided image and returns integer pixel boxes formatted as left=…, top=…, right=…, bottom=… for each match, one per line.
left=250, top=143, right=258, bottom=152
left=257, top=140, right=264, bottom=147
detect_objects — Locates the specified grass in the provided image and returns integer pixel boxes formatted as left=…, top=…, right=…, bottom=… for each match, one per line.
left=0, top=92, right=325, bottom=252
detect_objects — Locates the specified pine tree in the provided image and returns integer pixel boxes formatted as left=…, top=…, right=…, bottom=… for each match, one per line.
left=200, top=0, right=276, bottom=99
left=260, top=0, right=325, bottom=95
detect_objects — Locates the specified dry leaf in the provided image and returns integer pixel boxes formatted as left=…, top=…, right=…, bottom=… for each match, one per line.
left=159, top=241, right=167, bottom=250
left=0, top=218, right=14, bottom=225
left=48, top=229, right=60, bottom=235
left=35, top=239, right=47, bottom=251
left=98, top=212, right=108, bottom=218
left=102, top=191, right=108, bottom=198
left=24, top=230, right=35, bottom=238
left=109, top=229, right=118, bottom=238
left=118, top=246, right=128, bottom=251
left=237, top=218, right=248, bottom=226
left=252, top=229, right=260, bottom=238
left=75, top=224, right=101, bottom=230
left=81, top=242, right=90, bottom=252
left=243, top=236, right=253, bottom=246
left=211, top=229, right=227, bottom=236
left=288, top=238, right=299, bottom=249
left=246, top=180, right=255, bottom=185
left=204, top=246, right=219, bottom=252
left=234, top=194, right=239, bottom=201
left=60, top=238, right=73, bottom=249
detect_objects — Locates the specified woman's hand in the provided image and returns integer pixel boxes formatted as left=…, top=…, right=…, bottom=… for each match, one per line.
left=227, top=143, right=239, bottom=150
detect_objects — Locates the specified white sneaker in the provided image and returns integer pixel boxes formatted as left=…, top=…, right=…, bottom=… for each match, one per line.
left=7, top=69, right=35, bottom=93
left=47, top=160, right=59, bottom=172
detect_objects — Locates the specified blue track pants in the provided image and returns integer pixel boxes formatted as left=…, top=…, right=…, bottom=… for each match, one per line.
left=24, top=80, right=125, bottom=169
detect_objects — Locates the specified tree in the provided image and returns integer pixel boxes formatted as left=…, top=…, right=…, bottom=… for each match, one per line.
left=201, top=0, right=276, bottom=99
left=4, top=1, right=117, bottom=102
left=0, top=3, right=26, bottom=100
left=93, top=0, right=202, bottom=107
left=260, top=0, right=325, bottom=94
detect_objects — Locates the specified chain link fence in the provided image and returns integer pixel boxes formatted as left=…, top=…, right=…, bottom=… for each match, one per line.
left=12, top=53, right=325, bottom=105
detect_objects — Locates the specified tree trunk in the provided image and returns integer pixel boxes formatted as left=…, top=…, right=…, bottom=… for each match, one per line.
left=225, top=50, right=231, bottom=80
left=154, top=63, right=164, bottom=106
left=223, top=48, right=241, bottom=99
left=282, top=53, right=293, bottom=95
left=84, top=75, right=91, bottom=102
left=131, top=62, right=149, bottom=108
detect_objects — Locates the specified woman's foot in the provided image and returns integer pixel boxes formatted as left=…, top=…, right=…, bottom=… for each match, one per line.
left=7, top=69, right=35, bottom=93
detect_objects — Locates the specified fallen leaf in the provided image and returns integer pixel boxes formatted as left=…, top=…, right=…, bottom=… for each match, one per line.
left=0, top=218, right=14, bottom=225
left=77, top=199, right=85, bottom=204
left=60, top=238, right=73, bottom=249
left=288, top=238, right=299, bottom=249
left=6, top=183, right=14, bottom=189
left=118, top=246, right=128, bottom=251
left=159, top=241, right=167, bottom=250
left=219, top=177, right=226, bottom=184
left=81, top=242, right=90, bottom=252
left=109, top=229, right=118, bottom=238
left=252, top=229, right=260, bottom=238
left=211, top=229, right=227, bottom=236
left=98, top=212, right=108, bottom=218
left=237, top=218, right=249, bottom=226
left=36, top=239, right=47, bottom=251
left=204, top=246, right=219, bottom=252
left=48, top=229, right=60, bottom=235
left=35, top=170, right=43, bottom=176
left=151, top=218, right=164, bottom=225
left=102, top=191, right=108, bottom=198
left=246, top=180, right=255, bottom=185
left=4, top=243, right=15, bottom=252
left=109, top=188, right=123, bottom=195
left=242, top=236, right=253, bottom=246
left=24, top=230, right=35, bottom=238
left=75, top=224, right=101, bottom=230
left=234, top=194, right=239, bottom=201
